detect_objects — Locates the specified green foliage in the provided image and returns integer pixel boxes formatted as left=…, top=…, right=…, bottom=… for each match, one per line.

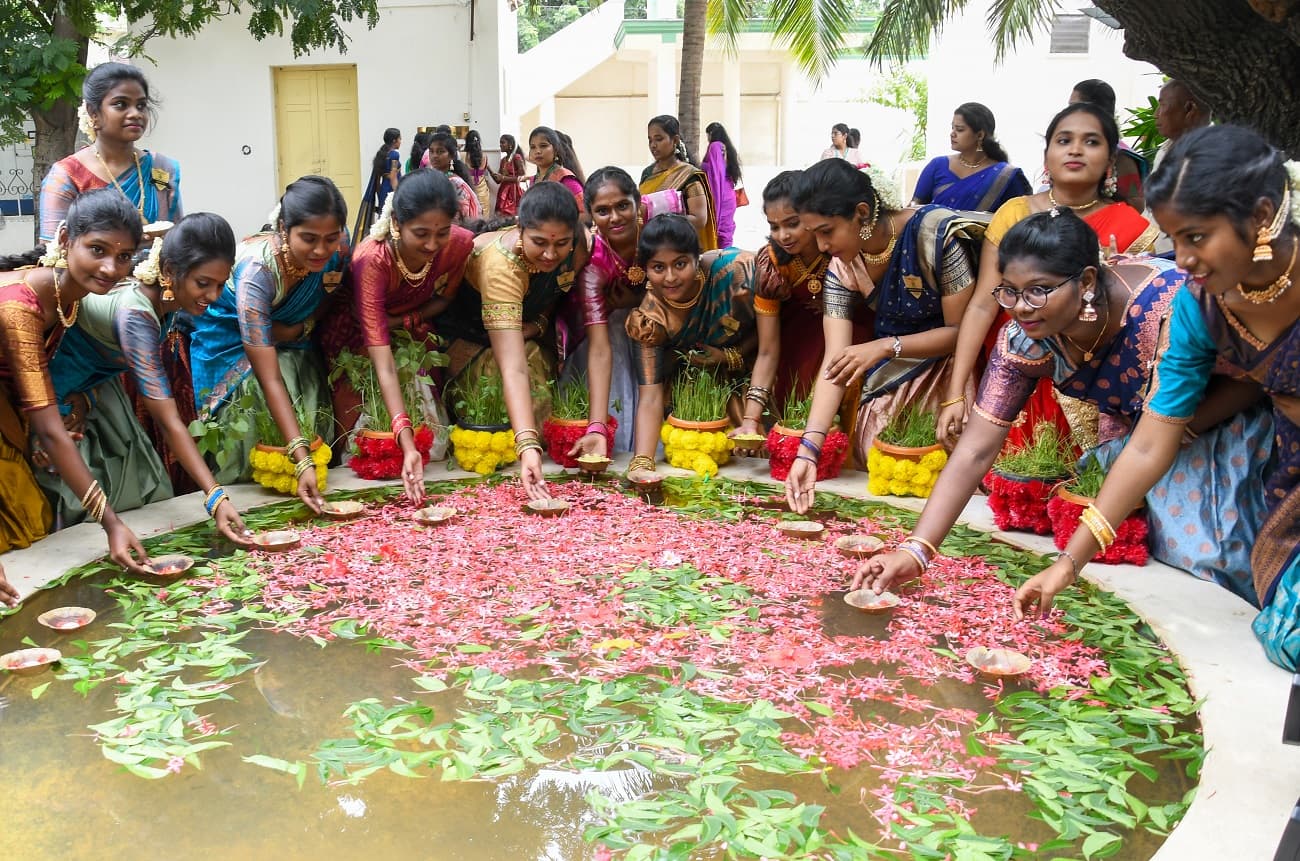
left=779, top=386, right=815, bottom=429
left=670, top=363, right=733, bottom=422
left=1122, top=95, right=1166, bottom=167
left=868, top=63, right=928, bottom=160
left=450, top=373, right=509, bottom=427
left=550, top=374, right=592, bottom=421
left=994, top=421, right=1074, bottom=479
left=1067, top=454, right=1107, bottom=499
left=865, top=0, right=1056, bottom=67
left=876, top=403, right=937, bottom=447
left=328, top=331, right=447, bottom=431
left=188, top=377, right=323, bottom=470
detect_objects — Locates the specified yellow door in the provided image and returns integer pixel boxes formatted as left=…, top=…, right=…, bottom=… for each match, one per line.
left=273, top=65, right=362, bottom=227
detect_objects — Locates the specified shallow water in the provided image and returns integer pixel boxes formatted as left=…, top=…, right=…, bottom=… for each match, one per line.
left=0, top=481, right=1199, bottom=860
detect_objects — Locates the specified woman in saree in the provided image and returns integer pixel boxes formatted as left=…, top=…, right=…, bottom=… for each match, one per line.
left=40, top=213, right=253, bottom=544
left=39, top=63, right=182, bottom=241
left=624, top=214, right=757, bottom=479
left=847, top=209, right=1269, bottom=608
left=464, top=131, right=493, bottom=216
left=421, top=133, right=481, bottom=223
left=641, top=115, right=718, bottom=252
left=1015, top=125, right=1300, bottom=670
left=780, top=159, right=985, bottom=479
left=493, top=134, right=528, bottom=218
left=190, top=176, right=350, bottom=512
left=702, top=122, right=742, bottom=248
left=1069, top=79, right=1147, bottom=213
left=910, top=103, right=1031, bottom=213
left=940, top=102, right=1160, bottom=455
left=0, top=188, right=152, bottom=575
left=527, top=126, right=586, bottom=208
left=734, top=170, right=871, bottom=438
left=435, top=182, right=589, bottom=499
left=321, top=169, right=474, bottom=502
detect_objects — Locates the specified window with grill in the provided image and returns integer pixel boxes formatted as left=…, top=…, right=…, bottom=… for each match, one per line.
left=1049, top=14, right=1091, bottom=54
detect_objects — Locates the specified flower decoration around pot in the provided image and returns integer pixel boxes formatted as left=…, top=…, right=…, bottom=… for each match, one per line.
left=1047, top=455, right=1149, bottom=565
left=986, top=422, right=1074, bottom=534
left=542, top=374, right=617, bottom=467
left=447, top=373, right=517, bottom=475
left=660, top=366, right=736, bottom=477
left=868, top=405, right=945, bottom=497
left=765, top=389, right=849, bottom=481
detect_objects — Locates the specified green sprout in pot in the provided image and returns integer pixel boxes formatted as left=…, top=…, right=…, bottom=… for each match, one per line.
left=450, top=373, right=510, bottom=427
left=330, top=331, right=448, bottom=433
left=670, top=363, right=735, bottom=423
left=993, top=421, right=1076, bottom=480
left=550, top=374, right=591, bottom=422
left=1067, top=454, right=1107, bottom=499
left=876, top=403, right=939, bottom=448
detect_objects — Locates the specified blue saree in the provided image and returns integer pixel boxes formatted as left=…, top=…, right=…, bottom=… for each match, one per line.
left=912, top=157, right=1030, bottom=213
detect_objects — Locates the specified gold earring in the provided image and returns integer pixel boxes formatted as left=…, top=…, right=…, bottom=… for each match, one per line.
left=54, top=245, right=69, bottom=269
left=1254, top=226, right=1275, bottom=263
left=159, top=273, right=174, bottom=302
left=1255, top=186, right=1292, bottom=262
left=859, top=220, right=874, bottom=242
left=1079, top=287, right=1098, bottom=322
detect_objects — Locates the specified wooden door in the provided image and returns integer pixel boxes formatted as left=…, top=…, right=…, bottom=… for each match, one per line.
left=273, top=66, right=362, bottom=226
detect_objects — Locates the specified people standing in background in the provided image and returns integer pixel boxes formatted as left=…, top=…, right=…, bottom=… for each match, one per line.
left=702, top=122, right=743, bottom=248
left=493, top=134, right=528, bottom=218
left=1152, top=80, right=1211, bottom=171
left=40, top=62, right=182, bottom=241
left=527, top=126, right=586, bottom=209
left=406, top=132, right=432, bottom=174
left=372, top=128, right=402, bottom=211
left=641, top=115, right=718, bottom=251
left=1069, top=79, right=1146, bottom=212
left=422, top=132, right=481, bottom=223
left=910, top=103, right=1030, bottom=213
left=463, top=130, right=493, bottom=216
left=820, top=123, right=864, bottom=166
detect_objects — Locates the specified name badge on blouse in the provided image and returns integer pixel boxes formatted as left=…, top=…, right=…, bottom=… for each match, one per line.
left=720, top=315, right=739, bottom=334
left=904, top=275, right=924, bottom=299
left=323, top=271, right=343, bottom=287
left=557, top=271, right=575, bottom=291
left=151, top=167, right=171, bottom=190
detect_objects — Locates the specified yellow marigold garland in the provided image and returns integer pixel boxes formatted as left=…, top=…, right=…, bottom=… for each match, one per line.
left=449, top=427, right=518, bottom=476
left=661, top=423, right=733, bottom=477
left=249, top=441, right=331, bottom=495
left=867, top=446, right=947, bottom=498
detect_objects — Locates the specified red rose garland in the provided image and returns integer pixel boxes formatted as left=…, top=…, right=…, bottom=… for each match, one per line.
left=767, top=428, right=849, bottom=481
left=349, top=426, right=435, bottom=481
left=542, top=417, right=617, bottom=467
left=1046, top=494, right=1149, bottom=565
left=983, top=470, right=1060, bottom=535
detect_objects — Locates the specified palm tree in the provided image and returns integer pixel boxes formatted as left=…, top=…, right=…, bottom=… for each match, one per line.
left=862, top=0, right=1300, bottom=156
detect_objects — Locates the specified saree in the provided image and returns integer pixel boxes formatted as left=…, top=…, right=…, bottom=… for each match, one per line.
left=626, top=248, right=756, bottom=386
left=912, top=156, right=1031, bottom=213
left=0, top=274, right=60, bottom=550
left=640, top=162, right=719, bottom=252
left=39, top=150, right=182, bottom=241
left=1146, top=283, right=1300, bottom=668
left=701, top=141, right=736, bottom=247
left=979, top=259, right=1267, bottom=601
left=828, top=205, right=986, bottom=464
left=41, top=284, right=173, bottom=524
left=496, top=153, right=527, bottom=217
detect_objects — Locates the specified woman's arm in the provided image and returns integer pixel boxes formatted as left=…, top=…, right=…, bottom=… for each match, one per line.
left=681, top=176, right=710, bottom=234
left=244, top=343, right=322, bottom=513
left=486, top=326, right=550, bottom=500
left=0, top=562, right=17, bottom=607
left=737, top=313, right=781, bottom=436
left=784, top=315, right=855, bottom=512
left=1187, top=375, right=1263, bottom=433
left=368, top=343, right=426, bottom=504
left=938, top=239, right=1002, bottom=448
left=632, top=382, right=665, bottom=463
left=572, top=322, right=613, bottom=458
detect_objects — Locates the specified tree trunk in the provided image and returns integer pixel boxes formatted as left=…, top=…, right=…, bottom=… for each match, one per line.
left=30, top=15, right=88, bottom=244
left=677, top=0, right=706, bottom=164
left=1098, top=0, right=1300, bottom=157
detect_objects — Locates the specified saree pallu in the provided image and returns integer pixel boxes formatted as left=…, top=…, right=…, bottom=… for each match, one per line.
left=702, top=142, right=736, bottom=247
left=0, top=391, right=51, bottom=552
left=496, top=155, right=527, bottom=217
left=560, top=308, right=639, bottom=452
left=914, top=157, right=1031, bottom=213
left=39, top=151, right=181, bottom=242
left=35, top=376, right=172, bottom=526
left=640, top=163, right=718, bottom=252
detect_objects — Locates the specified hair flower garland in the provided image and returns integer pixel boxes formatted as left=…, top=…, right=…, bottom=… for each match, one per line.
left=861, top=165, right=902, bottom=211
left=78, top=102, right=97, bottom=143
left=1286, top=160, right=1300, bottom=228
left=370, top=196, right=395, bottom=242
left=133, top=237, right=164, bottom=285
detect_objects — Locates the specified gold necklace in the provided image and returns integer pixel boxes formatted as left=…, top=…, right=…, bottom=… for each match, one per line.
left=789, top=253, right=827, bottom=295
left=93, top=147, right=145, bottom=218
left=1236, top=238, right=1298, bottom=304
left=958, top=154, right=987, bottom=169
left=860, top=215, right=896, bottom=267
left=390, top=238, right=433, bottom=284
left=275, top=237, right=309, bottom=282
left=1214, top=296, right=1268, bottom=351
left=1047, top=189, right=1100, bottom=212
left=608, top=223, right=645, bottom=285
left=661, top=272, right=704, bottom=310
left=53, top=267, right=79, bottom=328
left=1061, top=294, right=1110, bottom=362
left=509, top=236, right=539, bottom=275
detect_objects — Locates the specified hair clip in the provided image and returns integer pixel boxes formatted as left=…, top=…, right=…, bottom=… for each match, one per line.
left=1049, top=206, right=1062, bottom=218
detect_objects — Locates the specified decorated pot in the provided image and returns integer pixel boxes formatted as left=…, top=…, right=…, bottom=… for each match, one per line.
left=449, top=422, right=516, bottom=476
left=767, top=424, right=850, bottom=482
left=867, top=440, right=947, bottom=498
left=250, top=436, right=330, bottom=494
left=984, top=469, right=1068, bottom=535
left=661, top=415, right=733, bottom=476
left=542, top=414, right=618, bottom=468
left=1046, top=486, right=1150, bottom=565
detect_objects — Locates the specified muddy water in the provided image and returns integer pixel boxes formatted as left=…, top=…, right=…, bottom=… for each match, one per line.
left=0, top=573, right=1192, bottom=860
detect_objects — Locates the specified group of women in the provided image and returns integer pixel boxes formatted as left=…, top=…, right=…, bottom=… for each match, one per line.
left=0, top=62, right=1296, bottom=677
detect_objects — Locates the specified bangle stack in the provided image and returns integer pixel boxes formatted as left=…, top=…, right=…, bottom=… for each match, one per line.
left=286, top=436, right=312, bottom=459
left=722, top=347, right=743, bottom=373
left=514, top=428, right=543, bottom=457
left=585, top=420, right=608, bottom=437
left=81, top=480, right=108, bottom=523
left=628, top=455, right=656, bottom=473
left=204, top=485, right=229, bottom=518
left=294, top=457, right=315, bottom=480
left=897, top=534, right=937, bottom=575
left=390, top=411, right=414, bottom=441
left=1079, top=503, right=1116, bottom=551
left=798, top=434, right=823, bottom=462
left=891, top=335, right=903, bottom=359
left=744, top=383, right=772, bottom=421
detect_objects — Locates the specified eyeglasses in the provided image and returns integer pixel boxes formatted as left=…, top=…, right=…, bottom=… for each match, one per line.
left=991, top=273, right=1080, bottom=310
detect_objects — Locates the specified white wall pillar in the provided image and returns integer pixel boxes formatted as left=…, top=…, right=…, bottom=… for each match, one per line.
left=779, top=61, right=799, bottom=165
left=538, top=97, right=556, bottom=129
left=722, top=60, right=742, bottom=147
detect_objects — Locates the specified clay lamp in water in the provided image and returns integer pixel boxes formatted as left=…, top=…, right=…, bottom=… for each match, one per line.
left=778, top=520, right=825, bottom=540
left=252, top=530, right=301, bottom=553
left=834, top=535, right=884, bottom=559
left=575, top=454, right=612, bottom=475
left=320, top=500, right=365, bottom=521
left=843, top=588, right=901, bottom=614
left=1, top=647, right=61, bottom=676
left=148, top=555, right=195, bottom=577
left=627, top=470, right=664, bottom=493
left=730, top=433, right=766, bottom=455
left=965, top=646, right=1032, bottom=681
left=37, top=607, right=96, bottom=631
left=413, top=506, right=457, bottom=527
left=523, top=499, right=571, bottom=518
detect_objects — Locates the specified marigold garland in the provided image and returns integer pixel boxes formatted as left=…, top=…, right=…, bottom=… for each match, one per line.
left=249, top=440, right=331, bottom=495
left=867, top=445, right=947, bottom=498
left=1047, top=494, right=1149, bottom=565
left=766, top=428, right=849, bottom=481
left=350, top=427, right=435, bottom=481
left=984, top=470, right=1062, bottom=535
left=449, top=426, right=518, bottom=475
left=660, top=423, right=733, bottom=477
left=542, top=417, right=618, bottom=467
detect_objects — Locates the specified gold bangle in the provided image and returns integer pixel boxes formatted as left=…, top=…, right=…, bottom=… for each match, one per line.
left=628, top=455, right=656, bottom=473
left=1083, top=503, right=1116, bottom=543
left=80, top=479, right=102, bottom=509
left=938, top=395, right=966, bottom=408
left=907, top=535, right=939, bottom=557
left=1079, top=505, right=1115, bottom=550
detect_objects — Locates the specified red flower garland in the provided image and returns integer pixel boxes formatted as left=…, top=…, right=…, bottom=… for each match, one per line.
left=767, top=427, right=849, bottom=481
left=350, top=426, right=435, bottom=481
left=542, top=417, right=617, bottom=467
left=984, top=470, right=1062, bottom=535
left=1046, top=494, right=1149, bottom=565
